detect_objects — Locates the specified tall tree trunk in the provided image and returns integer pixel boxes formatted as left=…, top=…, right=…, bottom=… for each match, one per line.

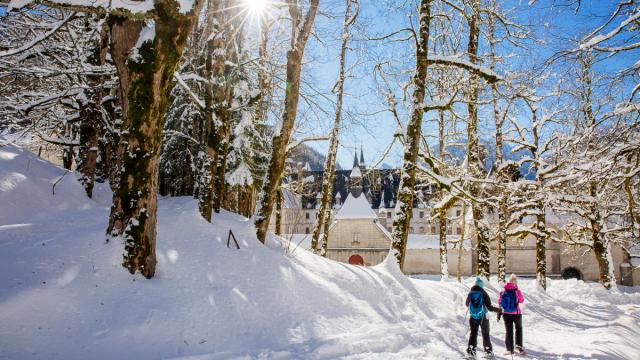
left=254, top=0, right=320, bottom=244
left=313, top=0, right=358, bottom=255
left=198, top=33, right=216, bottom=220
left=106, top=1, right=202, bottom=278
left=199, top=0, right=234, bottom=221
left=438, top=208, right=448, bottom=278
left=531, top=109, right=548, bottom=290
left=465, top=0, right=490, bottom=278
left=62, top=135, right=74, bottom=169
left=535, top=198, right=548, bottom=290
left=487, top=9, right=508, bottom=285
left=496, top=199, right=508, bottom=284
left=591, top=217, right=616, bottom=289
left=77, top=18, right=108, bottom=198
left=96, top=94, right=120, bottom=185
left=213, top=118, right=231, bottom=213
left=437, top=110, right=449, bottom=279
left=77, top=89, right=100, bottom=197
left=275, top=187, right=282, bottom=236
left=390, top=0, right=432, bottom=271
left=255, top=15, right=271, bottom=130
left=579, top=53, right=616, bottom=290
left=590, top=181, right=616, bottom=289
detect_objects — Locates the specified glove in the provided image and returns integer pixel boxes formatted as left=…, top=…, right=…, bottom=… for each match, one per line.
left=497, top=311, right=503, bottom=322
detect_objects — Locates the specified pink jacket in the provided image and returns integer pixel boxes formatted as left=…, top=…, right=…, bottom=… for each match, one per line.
left=498, top=283, right=524, bottom=315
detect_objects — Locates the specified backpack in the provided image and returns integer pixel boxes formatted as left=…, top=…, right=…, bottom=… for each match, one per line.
left=500, top=289, right=518, bottom=313
left=469, top=291, right=486, bottom=319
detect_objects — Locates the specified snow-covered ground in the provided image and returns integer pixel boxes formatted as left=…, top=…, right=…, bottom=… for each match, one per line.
left=1, top=143, right=640, bottom=360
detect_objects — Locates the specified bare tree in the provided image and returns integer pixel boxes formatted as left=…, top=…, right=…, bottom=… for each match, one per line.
left=254, top=0, right=320, bottom=244
left=311, top=0, right=359, bottom=256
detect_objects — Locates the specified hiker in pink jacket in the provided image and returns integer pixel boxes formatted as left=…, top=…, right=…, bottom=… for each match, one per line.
left=498, top=274, right=525, bottom=355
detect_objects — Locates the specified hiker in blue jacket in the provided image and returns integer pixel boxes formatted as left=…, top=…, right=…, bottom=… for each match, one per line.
left=498, top=274, right=526, bottom=355
left=465, top=277, right=502, bottom=358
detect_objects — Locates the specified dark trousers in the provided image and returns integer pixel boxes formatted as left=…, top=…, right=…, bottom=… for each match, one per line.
left=468, top=316, right=492, bottom=352
left=503, top=313, right=523, bottom=352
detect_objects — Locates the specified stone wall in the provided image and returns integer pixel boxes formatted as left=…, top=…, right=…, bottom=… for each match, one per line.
left=326, top=219, right=391, bottom=266
left=328, top=219, right=390, bottom=249
left=326, top=249, right=388, bottom=267
left=488, top=236, right=562, bottom=275
left=404, top=248, right=473, bottom=276
left=559, top=243, right=628, bottom=282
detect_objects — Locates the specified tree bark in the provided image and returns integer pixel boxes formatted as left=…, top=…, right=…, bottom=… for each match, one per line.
left=254, top=0, right=320, bottom=244
left=465, top=0, right=490, bottom=278
left=390, top=0, right=432, bottom=271
left=438, top=208, right=448, bottom=278
left=199, top=0, right=235, bottom=221
left=313, top=0, right=357, bottom=255
left=213, top=117, right=231, bottom=213
left=77, top=18, right=109, bottom=198
left=436, top=109, right=449, bottom=278
left=275, top=187, right=282, bottom=236
left=76, top=89, right=100, bottom=197
left=590, top=181, right=616, bottom=289
left=535, top=198, right=548, bottom=290
left=496, top=199, right=508, bottom=284
left=106, top=1, right=202, bottom=278
left=487, top=10, right=508, bottom=285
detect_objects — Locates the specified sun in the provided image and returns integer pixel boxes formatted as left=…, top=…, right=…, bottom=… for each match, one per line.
left=243, top=0, right=268, bottom=14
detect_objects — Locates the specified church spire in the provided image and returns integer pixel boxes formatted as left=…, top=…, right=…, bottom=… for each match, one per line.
left=359, top=145, right=365, bottom=168
left=353, top=150, right=359, bottom=168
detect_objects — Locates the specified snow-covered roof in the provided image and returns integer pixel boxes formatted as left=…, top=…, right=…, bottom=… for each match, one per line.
left=334, top=193, right=377, bottom=220
left=350, top=165, right=362, bottom=178
left=281, top=188, right=302, bottom=209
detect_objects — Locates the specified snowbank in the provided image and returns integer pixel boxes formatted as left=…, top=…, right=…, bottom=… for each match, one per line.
left=1, top=143, right=640, bottom=359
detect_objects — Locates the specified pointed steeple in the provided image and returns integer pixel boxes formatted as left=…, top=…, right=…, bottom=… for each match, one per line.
left=353, top=150, right=359, bottom=168
left=359, top=145, right=365, bottom=168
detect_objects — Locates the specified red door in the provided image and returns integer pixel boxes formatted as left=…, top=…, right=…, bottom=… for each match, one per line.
left=348, top=254, right=364, bottom=266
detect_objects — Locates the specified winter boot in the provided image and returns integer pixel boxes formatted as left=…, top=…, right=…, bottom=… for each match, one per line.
left=514, top=346, right=526, bottom=355
left=466, top=346, right=477, bottom=358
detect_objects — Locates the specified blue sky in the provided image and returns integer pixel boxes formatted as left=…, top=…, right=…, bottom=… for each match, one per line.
left=252, top=0, right=637, bottom=169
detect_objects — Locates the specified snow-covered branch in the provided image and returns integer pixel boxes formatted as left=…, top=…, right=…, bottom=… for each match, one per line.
left=427, top=55, right=502, bottom=83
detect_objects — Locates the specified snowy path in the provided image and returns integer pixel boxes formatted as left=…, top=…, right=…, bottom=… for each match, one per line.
left=1, top=144, right=640, bottom=360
